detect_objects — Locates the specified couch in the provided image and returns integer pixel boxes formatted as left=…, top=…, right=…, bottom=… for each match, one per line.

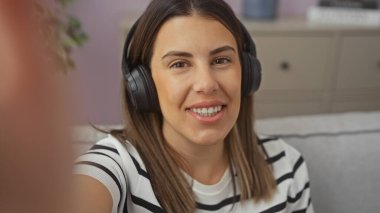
left=256, top=110, right=380, bottom=213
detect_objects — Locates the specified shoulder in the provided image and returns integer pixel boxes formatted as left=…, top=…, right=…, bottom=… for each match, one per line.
left=75, top=134, right=163, bottom=212
left=76, top=134, right=148, bottom=181
left=74, top=134, right=140, bottom=213
left=258, top=135, right=313, bottom=211
left=258, top=135, right=303, bottom=164
left=75, top=135, right=127, bottom=176
left=258, top=135, right=309, bottom=184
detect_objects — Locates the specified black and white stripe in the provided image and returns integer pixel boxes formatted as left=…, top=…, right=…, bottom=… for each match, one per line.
left=74, top=135, right=314, bottom=213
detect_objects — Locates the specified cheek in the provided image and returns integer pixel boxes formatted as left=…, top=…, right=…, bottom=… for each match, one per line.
left=229, top=81, right=242, bottom=111
left=222, top=67, right=242, bottom=116
left=224, top=67, right=242, bottom=97
left=153, top=73, right=186, bottom=110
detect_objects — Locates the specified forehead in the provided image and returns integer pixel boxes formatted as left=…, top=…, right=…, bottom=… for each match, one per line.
left=153, top=14, right=238, bottom=55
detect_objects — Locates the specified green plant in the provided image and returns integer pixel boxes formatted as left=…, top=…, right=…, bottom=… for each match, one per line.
left=35, top=0, right=89, bottom=73
left=57, top=0, right=88, bottom=51
left=56, top=0, right=89, bottom=72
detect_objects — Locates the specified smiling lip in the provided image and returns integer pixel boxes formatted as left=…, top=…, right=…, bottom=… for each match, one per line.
left=186, top=100, right=226, bottom=124
left=186, top=100, right=226, bottom=109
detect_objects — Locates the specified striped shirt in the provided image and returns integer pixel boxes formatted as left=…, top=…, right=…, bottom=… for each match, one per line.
left=74, top=134, right=314, bottom=213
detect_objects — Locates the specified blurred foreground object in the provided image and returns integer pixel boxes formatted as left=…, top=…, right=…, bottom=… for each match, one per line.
left=0, top=1, right=75, bottom=212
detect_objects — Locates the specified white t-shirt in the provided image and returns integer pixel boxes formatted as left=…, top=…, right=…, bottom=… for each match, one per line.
left=74, top=134, right=314, bottom=213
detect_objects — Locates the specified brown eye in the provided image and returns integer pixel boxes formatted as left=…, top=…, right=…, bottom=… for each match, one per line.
left=212, top=57, right=231, bottom=65
left=170, top=61, right=188, bottom=69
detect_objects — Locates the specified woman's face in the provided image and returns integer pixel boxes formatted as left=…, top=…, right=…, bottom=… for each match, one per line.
left=151, top=14, right=242, bottom=148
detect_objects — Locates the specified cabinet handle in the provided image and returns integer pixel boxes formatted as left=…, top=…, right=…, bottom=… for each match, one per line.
left=378, top=61, right=380, bottom=70
left=280, top=61, right=290, bottom=71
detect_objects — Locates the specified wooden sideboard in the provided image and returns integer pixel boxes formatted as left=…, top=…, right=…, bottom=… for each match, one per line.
left=121, top=18, right=380, bottom=118
left=244, top=19, right=380, bottom=118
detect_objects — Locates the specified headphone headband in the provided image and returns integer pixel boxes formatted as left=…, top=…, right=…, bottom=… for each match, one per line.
left=240, top=22, right=257, bottom=58
left=122, top=18, right=141, bottom=76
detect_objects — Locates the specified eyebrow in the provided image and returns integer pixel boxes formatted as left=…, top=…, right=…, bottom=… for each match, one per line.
left=161, top=45, right=236, bottom=60
left=210, top=45, right=236, bottom=55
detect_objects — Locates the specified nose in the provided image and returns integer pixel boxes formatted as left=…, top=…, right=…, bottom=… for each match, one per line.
left=192, top=65, right=219, bottom=95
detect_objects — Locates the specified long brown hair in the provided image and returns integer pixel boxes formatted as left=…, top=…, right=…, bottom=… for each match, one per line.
left=111, top=0, right=277, bottom=212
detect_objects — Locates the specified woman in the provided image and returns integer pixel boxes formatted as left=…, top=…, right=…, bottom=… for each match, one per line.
left=74, top=0, right=314, bottom=212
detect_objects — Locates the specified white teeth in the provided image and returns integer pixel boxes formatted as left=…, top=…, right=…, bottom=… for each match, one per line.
left=189, top=105, right=223, bottom=117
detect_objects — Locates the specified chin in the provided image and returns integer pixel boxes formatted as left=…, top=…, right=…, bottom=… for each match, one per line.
left=189, top=131, right=227, bottom=146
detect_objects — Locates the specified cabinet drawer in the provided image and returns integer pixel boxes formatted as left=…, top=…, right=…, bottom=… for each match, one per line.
left=252, top=35, right=332, bottom=91
left=337, top=35, right=380, bottom=89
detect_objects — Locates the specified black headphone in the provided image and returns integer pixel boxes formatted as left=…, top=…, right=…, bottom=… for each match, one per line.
left=122, top=18, right=262, bottom=112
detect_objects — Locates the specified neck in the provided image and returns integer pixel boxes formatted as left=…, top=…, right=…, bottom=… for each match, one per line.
left=165, top=134, right=229, bottom=185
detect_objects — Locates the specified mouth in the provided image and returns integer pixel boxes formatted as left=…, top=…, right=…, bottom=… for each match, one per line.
left=186, top=105, right=226, bottom=117
left=185, top=102, right=227, bottom=123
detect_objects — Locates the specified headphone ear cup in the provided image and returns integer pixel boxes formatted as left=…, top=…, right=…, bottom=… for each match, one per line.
left=125, top=65, right=160, bottom=112
left=251, top=56, right=262, bottom=94
left=241, top=52, right=253, bottom=96
left=241, top=52, right=262, bottom=96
